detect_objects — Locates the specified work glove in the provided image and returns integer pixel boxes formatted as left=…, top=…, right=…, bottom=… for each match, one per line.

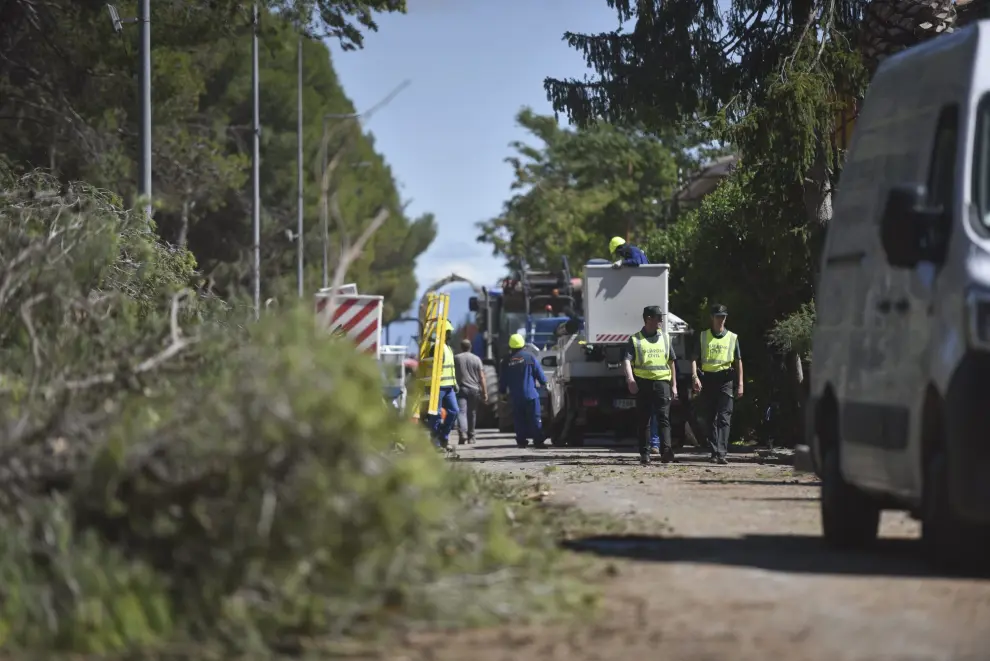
left=611, top=259, right=622, bottom=269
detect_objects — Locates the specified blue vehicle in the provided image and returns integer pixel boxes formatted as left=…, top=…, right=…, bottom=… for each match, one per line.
left=469, top=258, right=583, bottom=432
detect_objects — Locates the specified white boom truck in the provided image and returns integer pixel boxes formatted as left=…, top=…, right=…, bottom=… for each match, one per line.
left=541, top=263, right=696, bottom=447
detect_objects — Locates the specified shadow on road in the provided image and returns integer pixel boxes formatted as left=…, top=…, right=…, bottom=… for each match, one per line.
left=561, top=533, right=989, bottom=580
left=451, top=453, right=640, bottom=465
left=691, top=478, right=818, bottom=487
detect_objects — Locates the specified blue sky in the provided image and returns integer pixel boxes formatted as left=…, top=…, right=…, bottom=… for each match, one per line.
left=327, top=0, right=621, bottom=346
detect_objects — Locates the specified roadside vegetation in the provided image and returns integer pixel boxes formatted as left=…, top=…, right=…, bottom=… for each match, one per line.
left=0, top=172, right=613, bottom=657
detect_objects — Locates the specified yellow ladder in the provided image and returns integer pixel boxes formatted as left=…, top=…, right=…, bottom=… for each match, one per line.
left=418, top=292, right=451, bottom=416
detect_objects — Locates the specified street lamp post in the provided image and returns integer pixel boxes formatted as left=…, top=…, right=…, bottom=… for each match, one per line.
left=297, top=35, right=304, bottom=299
left=106, top=2, right=152, bottom=220
left=251, top=3, right=261, bottom=320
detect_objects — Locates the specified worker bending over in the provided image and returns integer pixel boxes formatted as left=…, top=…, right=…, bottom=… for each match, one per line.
left=623, top=306, right=678, bottom=465
left=691, top=304, right=743, bottom=465
left=609, top=236, right=648, bottom=268
left=424, top=320, right=459, bottom=451
left=499, top=333, right=548, bottom=449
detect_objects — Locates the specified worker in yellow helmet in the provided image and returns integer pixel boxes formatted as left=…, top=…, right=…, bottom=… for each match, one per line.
left=424, top=319, right=459, bottom=451
left=609, top=236, right=649, bottom=268
left=498, top=333, right=548, bottom=449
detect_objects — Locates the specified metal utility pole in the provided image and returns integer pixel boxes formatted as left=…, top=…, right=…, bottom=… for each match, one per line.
left=251, top=3, right=261, bottom=319
left=138, top=0, right=151, bottom=219
left=106, top=2, right=152, bottom=218
left=297, top=36, right=304, bottom=299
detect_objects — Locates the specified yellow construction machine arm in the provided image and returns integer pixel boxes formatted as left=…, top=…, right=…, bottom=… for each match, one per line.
left=416, top=273, right=482, bottom=323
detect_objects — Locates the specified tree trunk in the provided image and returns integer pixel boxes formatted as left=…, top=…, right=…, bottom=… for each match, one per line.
left=803, top=143, right=833, bottom=229
left=177, top=197, right=191, bottom=248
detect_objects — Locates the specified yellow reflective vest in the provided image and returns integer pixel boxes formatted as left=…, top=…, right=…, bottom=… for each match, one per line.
left=630, top=331, right=671, bottom=381
left=699, top=329, right=738, bottom=373
left=439, top=344, right=457, bottom=387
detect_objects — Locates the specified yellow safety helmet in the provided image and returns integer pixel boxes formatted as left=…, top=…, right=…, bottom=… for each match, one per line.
left=431, top=320, right=454, bottom=340
left=609, top=236, right=626, bottom=254
left=508, top=333, right=525, bottom=350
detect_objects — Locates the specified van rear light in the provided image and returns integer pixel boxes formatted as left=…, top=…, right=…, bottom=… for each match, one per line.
left=582, top=397, right=598, bottom=407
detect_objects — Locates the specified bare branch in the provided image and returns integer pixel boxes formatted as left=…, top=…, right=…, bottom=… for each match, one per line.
left=323, top=206, right=389, bottom=321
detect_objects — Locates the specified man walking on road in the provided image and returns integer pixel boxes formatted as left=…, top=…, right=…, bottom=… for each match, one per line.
left=421, top=320, right=459, bottom=451
left=691, top=304, right=743, bottom=465
left=623, top=306, right=678, bottom=465
left=454, top=339, right=488, bottom=445
left=499, top=333, right=548, bottom=449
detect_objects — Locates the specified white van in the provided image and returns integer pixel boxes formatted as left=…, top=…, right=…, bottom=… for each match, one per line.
left=804, top=19, right=990, bottom=570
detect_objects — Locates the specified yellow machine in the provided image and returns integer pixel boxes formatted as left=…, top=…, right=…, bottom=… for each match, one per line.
left=416, top=291, right=451, bottom=418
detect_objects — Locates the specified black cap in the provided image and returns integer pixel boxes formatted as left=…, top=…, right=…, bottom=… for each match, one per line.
left=643, top=305, right=663, bottom=318
left=711, top=303, right=728, bottom=316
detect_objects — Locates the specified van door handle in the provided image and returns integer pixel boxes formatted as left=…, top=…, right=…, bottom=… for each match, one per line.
left=877, top=299, right=892, bottom=313
left=893, top=298, right=910, bottom=313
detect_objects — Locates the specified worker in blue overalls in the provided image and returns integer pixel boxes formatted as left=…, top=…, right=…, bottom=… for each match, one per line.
left=499, top=333, right=548, bottom=449
left=608, top=236, right=649, bottom=268
left=425, top=320, right=459, bottom=451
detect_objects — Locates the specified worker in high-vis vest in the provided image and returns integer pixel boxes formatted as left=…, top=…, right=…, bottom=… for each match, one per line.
left=622, top=305, right=679, bottom=465
left=425, top=320, right=460, bottom=451
left=691, top=303, right=743, bottom=465
left=498, top=333, right=548, bottom=449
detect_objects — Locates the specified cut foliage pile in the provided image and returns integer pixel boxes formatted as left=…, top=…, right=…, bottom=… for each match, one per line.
left=0, top=172, right=597, bottom=657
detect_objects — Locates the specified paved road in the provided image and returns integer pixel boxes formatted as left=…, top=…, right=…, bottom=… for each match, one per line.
left=405, top=431, right=990, bottom=661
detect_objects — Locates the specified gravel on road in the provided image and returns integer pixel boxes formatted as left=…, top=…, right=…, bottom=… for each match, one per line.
left=393, top=431, right=990, bottom=661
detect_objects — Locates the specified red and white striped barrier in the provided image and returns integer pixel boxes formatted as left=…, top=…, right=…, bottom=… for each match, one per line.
left=315, top=293, right=383, bottom=355
left=594, top=333, right=631, bottom=343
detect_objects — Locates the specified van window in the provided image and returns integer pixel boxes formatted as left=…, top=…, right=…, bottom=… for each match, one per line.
left=927, top=105, right=958, bottom=215
left=975, top=95, right=990, bottom=229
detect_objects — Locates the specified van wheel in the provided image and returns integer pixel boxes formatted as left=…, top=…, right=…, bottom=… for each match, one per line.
left=820, top=447, right=880, bottom=549
left=921, top=451, right=989, bottom=573
left=548, top=413, right=566, bottom=447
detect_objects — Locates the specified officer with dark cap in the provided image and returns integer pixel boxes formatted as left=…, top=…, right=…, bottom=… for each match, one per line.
left=622, top=305, right=678, bottom=465
left=690, top=303, right=743, bottom=464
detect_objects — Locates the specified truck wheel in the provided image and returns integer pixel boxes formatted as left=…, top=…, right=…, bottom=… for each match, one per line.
left=821, top=447, right=880, bottom=549
left=477, top=365, right=499, bottom=429
left=548, top=413, right=566, bottom=447
left=497, top=397, right=514, bottom=434
left=921, top=451, right=989, bottom=573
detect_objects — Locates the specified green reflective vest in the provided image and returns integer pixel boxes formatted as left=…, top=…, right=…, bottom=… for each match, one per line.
left=440, top=345, right=457, bottom=387
left=700, top=329, right=738, bottom=373
left=630, top=331, right=671, bottom=381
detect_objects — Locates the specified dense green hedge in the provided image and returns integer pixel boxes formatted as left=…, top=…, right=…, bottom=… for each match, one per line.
left=0, top=173, right=596, bottom=657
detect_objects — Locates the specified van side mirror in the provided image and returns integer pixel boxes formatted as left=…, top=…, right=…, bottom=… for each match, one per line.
left=541, top=355, right=557, bottom=368
left=880, top=184, right=947, bottom=268
left=468, top=296, right=479, bottom=312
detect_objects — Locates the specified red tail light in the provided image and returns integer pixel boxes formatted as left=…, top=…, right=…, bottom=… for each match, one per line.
left=582, top=397, right=598, bottom=407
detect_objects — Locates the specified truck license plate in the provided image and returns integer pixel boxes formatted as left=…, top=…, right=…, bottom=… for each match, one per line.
left=614, top=398, right=636, bottom=410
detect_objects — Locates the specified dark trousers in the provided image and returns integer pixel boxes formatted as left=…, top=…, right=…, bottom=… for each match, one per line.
left=697, top=374, right=734, bottom=458
left=511, top=397, right=544, bottom=446
left=457, top=387, right=481, bottom=441
left=428, top=387, right=459, bottom=447
left=636, top=378, right=672, bottom=455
